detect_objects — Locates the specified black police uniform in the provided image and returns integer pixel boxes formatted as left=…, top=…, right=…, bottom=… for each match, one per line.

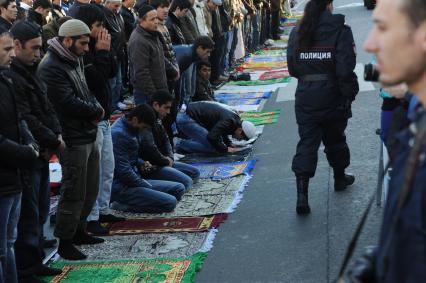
left=287, top=10, right=359, bottom=178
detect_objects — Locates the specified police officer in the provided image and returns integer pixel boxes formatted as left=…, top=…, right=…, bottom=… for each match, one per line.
left=287, top=0, right=359, bottom=214
left=361, top=0, right=426, bottom=281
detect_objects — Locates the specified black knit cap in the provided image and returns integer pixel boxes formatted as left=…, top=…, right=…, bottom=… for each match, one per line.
left=138, top=4, right=155, bottom=19
left=10, top=21, right=42, bottom=41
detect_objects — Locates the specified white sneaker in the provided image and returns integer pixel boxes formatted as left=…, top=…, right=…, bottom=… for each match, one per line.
left=117, top=102, right=127, bottom=110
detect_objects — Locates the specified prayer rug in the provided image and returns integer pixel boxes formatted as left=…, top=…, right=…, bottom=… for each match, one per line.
left=215, top=91, right=272, bottom=100
left=240, top=110, right=282, bottom=125
left=217, top=83, right=289, bottom=93
left=226, top=77, right=291, bottom=86
left=191, top=160, right=256, bottom=180
left=109, top=113, right=124, bottom=123
left=220, top=98, right=263, bottom=106
left=259, top=70, right=290, bottom=80
left=74, top=232, right=216, bottom=260
left=112, top=175, right=251, bottom=218
left=50, top=195, right=59, bottom=216
left=239, top=61, right=287, bottom=70
left=245, top=56, right=287, bottom=63
left=45, top=252, right=207, bottom=283
left=105, top=214, right=227, bottom=235
left=253, top=49, right=286, bottom=57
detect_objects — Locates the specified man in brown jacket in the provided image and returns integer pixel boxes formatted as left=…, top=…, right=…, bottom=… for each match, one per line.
left=128, top=4, right=168, bottom=105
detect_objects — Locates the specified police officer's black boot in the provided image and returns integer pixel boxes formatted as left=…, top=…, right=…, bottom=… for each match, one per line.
left=334, top=169, right=355, bottom=191
left=296, top=177, right=311, bottom=215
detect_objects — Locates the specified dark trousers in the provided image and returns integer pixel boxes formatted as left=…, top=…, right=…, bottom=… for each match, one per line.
left=292, top=118, right=350, bottom=178
left=271, top=9, right=281, bottom=39
left=54, top=142, right=100, bottom=240
left=15, top=162, right=50, bottom=277
left=210, top=35, right=226, bottom=82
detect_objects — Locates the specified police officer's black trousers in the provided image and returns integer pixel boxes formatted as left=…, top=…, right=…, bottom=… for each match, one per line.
left=292, top=118, right=350, bottom=178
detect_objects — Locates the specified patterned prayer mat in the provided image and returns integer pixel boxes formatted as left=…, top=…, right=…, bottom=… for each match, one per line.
left=245, top=56, right=287, bottom=63
left=226, top=77, right=291, bottom=86
left=220, top=98, right=263, bottom=106
left=259, top=70, right=289, bottom=80
left=215, top=91, right=272, bottom=100
left=253, top=49, right=286, bottom=57
left=45, top=252, right=207, bottom=283
left=240, top=110, right=282, bottom=126
left=106, top=214, right=227, bottom=235
left=239, top=61, right=287, bottom=70
left=191, top=160, right=256, bottom=180
left=73, top=232, right=214, bottom=260
left=112, top=175, right=250, bottom=218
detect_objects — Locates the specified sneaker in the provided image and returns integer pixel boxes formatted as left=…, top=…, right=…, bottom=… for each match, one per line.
left=117, top=102, right=128, bottom=110
left=98, top=214, right=126, bottom=223
left=72, top=230, right=105, bottom=245
left=86, top=221, right=110, bottom=236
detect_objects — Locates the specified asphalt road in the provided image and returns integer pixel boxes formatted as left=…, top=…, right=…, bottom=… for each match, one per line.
left=195, top=2, right=384, bottom=282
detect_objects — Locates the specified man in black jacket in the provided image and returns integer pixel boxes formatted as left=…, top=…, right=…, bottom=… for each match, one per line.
left=75, top=4, right=125, bottom=236
left=0, top=0, right=17, bottom=33
left=176, top=101, right=257, bottom=154
left=165, top=0, right=190, bottom=45
left=139, top=90, right=200, bottom=191
left=0, top=31, right=39, bottom=283
left=27, top=0, right=52, bottom=27
left=128, top=5, right=168, bottom=104
left=9, top=21, right=64, bottom=283
left=38, top=19, right=105, bottom=260
left=103, top=0, right=126, bottom=111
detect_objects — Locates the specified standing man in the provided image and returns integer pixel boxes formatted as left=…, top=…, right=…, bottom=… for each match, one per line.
left=74, top=4, right=124, bottom=236
left=362, top=0, right=426, bottom=281
left=128, top=4, right=168, bottom=104
left=0, top=30, right=39, bottom=283
left=287, top=0, right=358, bottom=214
left=9, top=21, right=64, bottom=282
left=103, top=0, right=126, bottom=112
left=165, top=0, right=190, bottom=45
left=66, top=0, right=90, bottom=17
left=27, top=0, right=52, bottom=27
left=38, top=19, right=105, bottom=260
left=0, top=0, right=17, bottom=33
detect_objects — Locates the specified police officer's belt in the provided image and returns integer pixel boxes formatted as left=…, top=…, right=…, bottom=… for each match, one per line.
left=299, top=74, right=334, bottom=81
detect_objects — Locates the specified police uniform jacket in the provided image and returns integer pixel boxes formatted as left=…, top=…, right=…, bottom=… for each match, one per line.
left=186, top=101, right=242, bottom=152
left=287, top=11, right=359, bottom=122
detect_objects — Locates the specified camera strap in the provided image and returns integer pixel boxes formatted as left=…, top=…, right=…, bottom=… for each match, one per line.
left=336, top=109, right=426, bottom=283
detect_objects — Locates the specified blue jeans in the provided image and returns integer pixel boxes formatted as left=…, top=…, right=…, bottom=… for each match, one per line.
left=251, top=13, right=260, bottom=51
left=179, top=64, right=195, bottom=106
left=0, top=192, right=21, bottom=283
left=109, top=62, right=122, bottom=111
left=133, top=89, right=148, bottom=105
left=176, top=113, right=217, bottom=153
left=88, top=121, right=115, bottom=221
left=147, top=162, right=200, bottom=191
left=111, top=179, right=185, bottom=213
left=15, top=162, right=50, bottom=276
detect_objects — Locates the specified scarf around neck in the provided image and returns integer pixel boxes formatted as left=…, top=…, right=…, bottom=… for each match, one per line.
left=48, top=37, right=79, bottom=63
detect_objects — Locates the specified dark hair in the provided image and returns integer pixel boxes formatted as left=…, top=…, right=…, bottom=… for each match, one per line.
left=33, top=0, right=52, bottom=9
left=297, top=0, right=333, bottom=49
left=149, top=0, right=170, bottom=8
left=74, top=4, right=104, bottom=28
left=193, top=35, right=214, bottom=50
left=0, top=0, right=14, bottom=9
left=169, top=0, right=191, bottom=12
left=150, top=90, right=174, bottom=106
left=127, top=104, right=156, bottom=126
left=197, top=60, right=211, bottom=70
left=398, top=0, right=426, bottom=27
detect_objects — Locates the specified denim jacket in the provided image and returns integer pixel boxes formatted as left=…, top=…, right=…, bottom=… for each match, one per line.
left=111, top=117, right=151, bottom=188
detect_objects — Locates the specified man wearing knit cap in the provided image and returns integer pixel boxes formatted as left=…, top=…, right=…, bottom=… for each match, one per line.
left=38, top=19, right=105, bottom=261
left=9, top=20, right=64, bottom=282
left=128, top=4, right=168, bottom=104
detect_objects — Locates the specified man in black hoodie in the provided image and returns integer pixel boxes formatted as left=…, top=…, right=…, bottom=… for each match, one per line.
left=0, top=0, right=17, bottom=33
left=75, top=4, right=125, bottom=236
left=27, top=0, right=52, bottom=27
left=9, top=20, right=64, bottom=283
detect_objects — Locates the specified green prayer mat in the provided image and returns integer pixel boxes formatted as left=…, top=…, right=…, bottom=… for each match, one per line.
left=240, top=110, right=282, bottom=125
left=44, top=252, right=207, bottom=283
left=253, top=49, right=286, bottom=57
left=227, top=77, right=291, bottom=86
